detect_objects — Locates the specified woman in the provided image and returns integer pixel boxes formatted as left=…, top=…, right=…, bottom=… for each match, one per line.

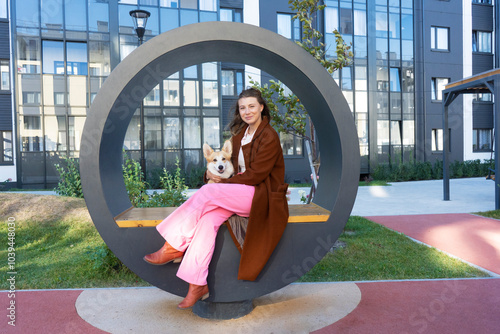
left=144, top=88, right=289, bottom=309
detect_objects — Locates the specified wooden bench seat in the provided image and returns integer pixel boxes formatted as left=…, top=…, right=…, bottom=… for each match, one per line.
left=114, top=203, right=331, bottom=228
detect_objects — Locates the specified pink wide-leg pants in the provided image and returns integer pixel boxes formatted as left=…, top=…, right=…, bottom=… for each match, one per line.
left=156, top=183, right=255, bottom=286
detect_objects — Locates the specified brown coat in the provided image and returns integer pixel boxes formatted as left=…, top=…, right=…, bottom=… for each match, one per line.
left=222, top=117, right=289, bottom=281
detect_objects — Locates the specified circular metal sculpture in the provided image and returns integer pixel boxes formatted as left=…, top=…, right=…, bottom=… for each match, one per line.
left=80, top=22, right=359, bottom=304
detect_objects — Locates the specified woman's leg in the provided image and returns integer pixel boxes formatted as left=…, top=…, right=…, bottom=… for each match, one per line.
left=175, top=207, right=234, bottom=285
left=154, top=183, right=255, bottom=285
left=156, top=183, right=254, bottom=253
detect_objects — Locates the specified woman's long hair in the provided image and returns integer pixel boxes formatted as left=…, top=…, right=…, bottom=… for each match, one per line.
left=228, top=88, right=272, bottom=136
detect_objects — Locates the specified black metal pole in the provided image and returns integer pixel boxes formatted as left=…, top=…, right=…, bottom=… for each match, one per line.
left=494, top=76, right=500, bottom=209
left=443, top=101, right=450, bottom=201
left=138, top=36, right=146, bottom=179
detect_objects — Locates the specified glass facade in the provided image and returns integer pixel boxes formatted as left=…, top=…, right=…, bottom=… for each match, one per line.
left=11, top=0, right=220, bottom=186
left=324, top=0, right=414, bottom=168
left=8, top=0, right=417, bottom=186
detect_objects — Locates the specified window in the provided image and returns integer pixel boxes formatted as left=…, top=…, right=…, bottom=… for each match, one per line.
left=390, top=68, right=401, bottom=92
left=17, top=37, right=41, bottom=74
left=88, top=0, right=109, bottom=32
left=431, top=78, right=449, bottom=101
left=42, top=41, right=64, bottom=74
left=280, top=133, right=303, bottom=156
left=16, top=0, right=39, bottom=27
left=202, top=62, right=218, bottom=107
left=432, top=129, right=443, bottom=152
left=1, top=60, right=9, bottom=90
left=220, top=8, right=242, bottom=22
left=473, top=31, right=492, bottom=53
left=161, top=0, right=179, bottom=7
left=65, top=0, right=87, bottom=31
left=473, top=93, right=492, bottom=102
left=66, top=42, right=88, bottom=76
left=221, top=69, right=243, bottom=96
left=200, top=0, right=216, bottom=11
left=0, top=131, right=13, bottom=164
left=23, top=116, right=41, bottom=130
left=432, top=129, right=451, bottom=152
left=164, top=72, right=180, bottom=106
left=472, top=0, right=491, bottom=4
left=277, top=13, right=300, bottom=41
left=180, top=0, right=197, bottom=9
left=0, top=0, right=7, bottom=19
left=23, top=92, right=41, bottom=104
left=473, top=129, right=492, bottom=152
left=41, top=0, right=63, bottom=29
left=431, top=26, right=449, bottom=51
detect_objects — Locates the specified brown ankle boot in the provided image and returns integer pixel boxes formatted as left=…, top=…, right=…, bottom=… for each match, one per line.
left=177, top=284, right=209, bottom=309
left=143, top=241, right=183, bottom=265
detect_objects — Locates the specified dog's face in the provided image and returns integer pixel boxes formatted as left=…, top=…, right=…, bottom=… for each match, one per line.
left=203, top=140, right=235, bottom=179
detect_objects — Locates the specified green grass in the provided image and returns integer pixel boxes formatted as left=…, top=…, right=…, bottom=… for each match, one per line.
left=288, top=183, right=313, bottom=187
left=359, top=180, right=390, bottom=186
left=299, top=216, right=490, bottom=282
left=474, top=210, right=500, bottom=220
left=289, top=180, right=389, bottom=188
left=0, top=219, right=148, bottom=290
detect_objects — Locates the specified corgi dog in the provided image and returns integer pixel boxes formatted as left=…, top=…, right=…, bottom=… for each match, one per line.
left=203, top=140, right=235, bottom=183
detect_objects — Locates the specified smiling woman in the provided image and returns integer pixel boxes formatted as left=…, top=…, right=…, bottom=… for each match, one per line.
left=80, top=21, right=359, bottom=316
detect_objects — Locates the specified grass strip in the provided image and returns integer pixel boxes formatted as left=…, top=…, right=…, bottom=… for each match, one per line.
left=0, top=219, right=149, bottom=290
left=474, top=209, right=500, bottom=220
left=299, top=216, right=490, bottom=282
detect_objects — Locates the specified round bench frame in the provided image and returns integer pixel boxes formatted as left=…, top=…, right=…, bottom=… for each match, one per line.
left=80, top=22, right=359, bottom=305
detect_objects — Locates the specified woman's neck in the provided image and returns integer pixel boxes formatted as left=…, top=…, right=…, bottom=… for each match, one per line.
left=247, top=119, right=262, bottom=135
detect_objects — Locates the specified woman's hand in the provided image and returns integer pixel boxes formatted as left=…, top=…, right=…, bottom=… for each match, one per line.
left=206, top=170, right=223, bottom=183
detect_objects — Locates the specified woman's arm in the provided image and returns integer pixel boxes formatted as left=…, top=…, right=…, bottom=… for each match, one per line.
left=206, top=170, right=223, bottom=183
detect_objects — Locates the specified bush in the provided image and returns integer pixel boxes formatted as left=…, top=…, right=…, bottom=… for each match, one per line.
left=372, top=159, right=493, bottom=182
left=145, top=167, right=164, bottom=189
left=123, top=153, right=149, bottom=206
left=432, top=159, right=443, bottom=179
left=143, top=158, right=188, bottom=207
left=55, top=153, right=191, bottom=208
left=183, top=166, right=206, bottom=189
left=54, top=156, right=83, bottom=198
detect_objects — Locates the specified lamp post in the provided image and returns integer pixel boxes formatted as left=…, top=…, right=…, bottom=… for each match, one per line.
left=130, top=9, right=150, bottom=178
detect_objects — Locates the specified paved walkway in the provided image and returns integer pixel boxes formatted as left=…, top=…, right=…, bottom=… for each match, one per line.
left=2, top=177, right=500, bottom=333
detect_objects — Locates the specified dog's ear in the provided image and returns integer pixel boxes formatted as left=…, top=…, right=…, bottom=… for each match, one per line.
left=222, top=140, right=232, bottom=155
left=203, top=143, right=214, bottom=159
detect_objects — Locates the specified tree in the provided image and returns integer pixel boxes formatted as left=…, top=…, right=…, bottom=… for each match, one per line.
left=251, top=0, right=353, bottom=188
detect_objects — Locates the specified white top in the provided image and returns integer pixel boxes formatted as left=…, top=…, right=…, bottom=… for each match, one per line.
left=238, top=127, right=256, bottom=173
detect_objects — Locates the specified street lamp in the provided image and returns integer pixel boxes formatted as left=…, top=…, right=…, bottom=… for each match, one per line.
left=129, top=9, right=151, bottom=44
left=129, top=9, right=151, bottom=177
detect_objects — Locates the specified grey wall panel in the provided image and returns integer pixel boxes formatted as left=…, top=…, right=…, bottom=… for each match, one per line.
left=221, top=62, right=245, bottom=70
left=0, top=21, right=10, bottom=59
left=222, top=97, right=237, bottom=130
left=220, top=0, right=243, bottom=8
left=472, top=4, right=493, bottom=31
left=473, top=54, right=494, bottom=74
left=417, top=0, right=464, bottom=162
left=473, top=103, right=493, bottom=128
left=0, top=94, right=13, bottom=131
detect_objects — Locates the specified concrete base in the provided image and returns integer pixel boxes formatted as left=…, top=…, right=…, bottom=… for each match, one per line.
left=75, top=283, right=361, bottom=333
left=193, top=299, right=254, bottom=319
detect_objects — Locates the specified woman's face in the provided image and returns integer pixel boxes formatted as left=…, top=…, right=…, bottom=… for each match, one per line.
left=238, top=96, right=263, bottom=129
